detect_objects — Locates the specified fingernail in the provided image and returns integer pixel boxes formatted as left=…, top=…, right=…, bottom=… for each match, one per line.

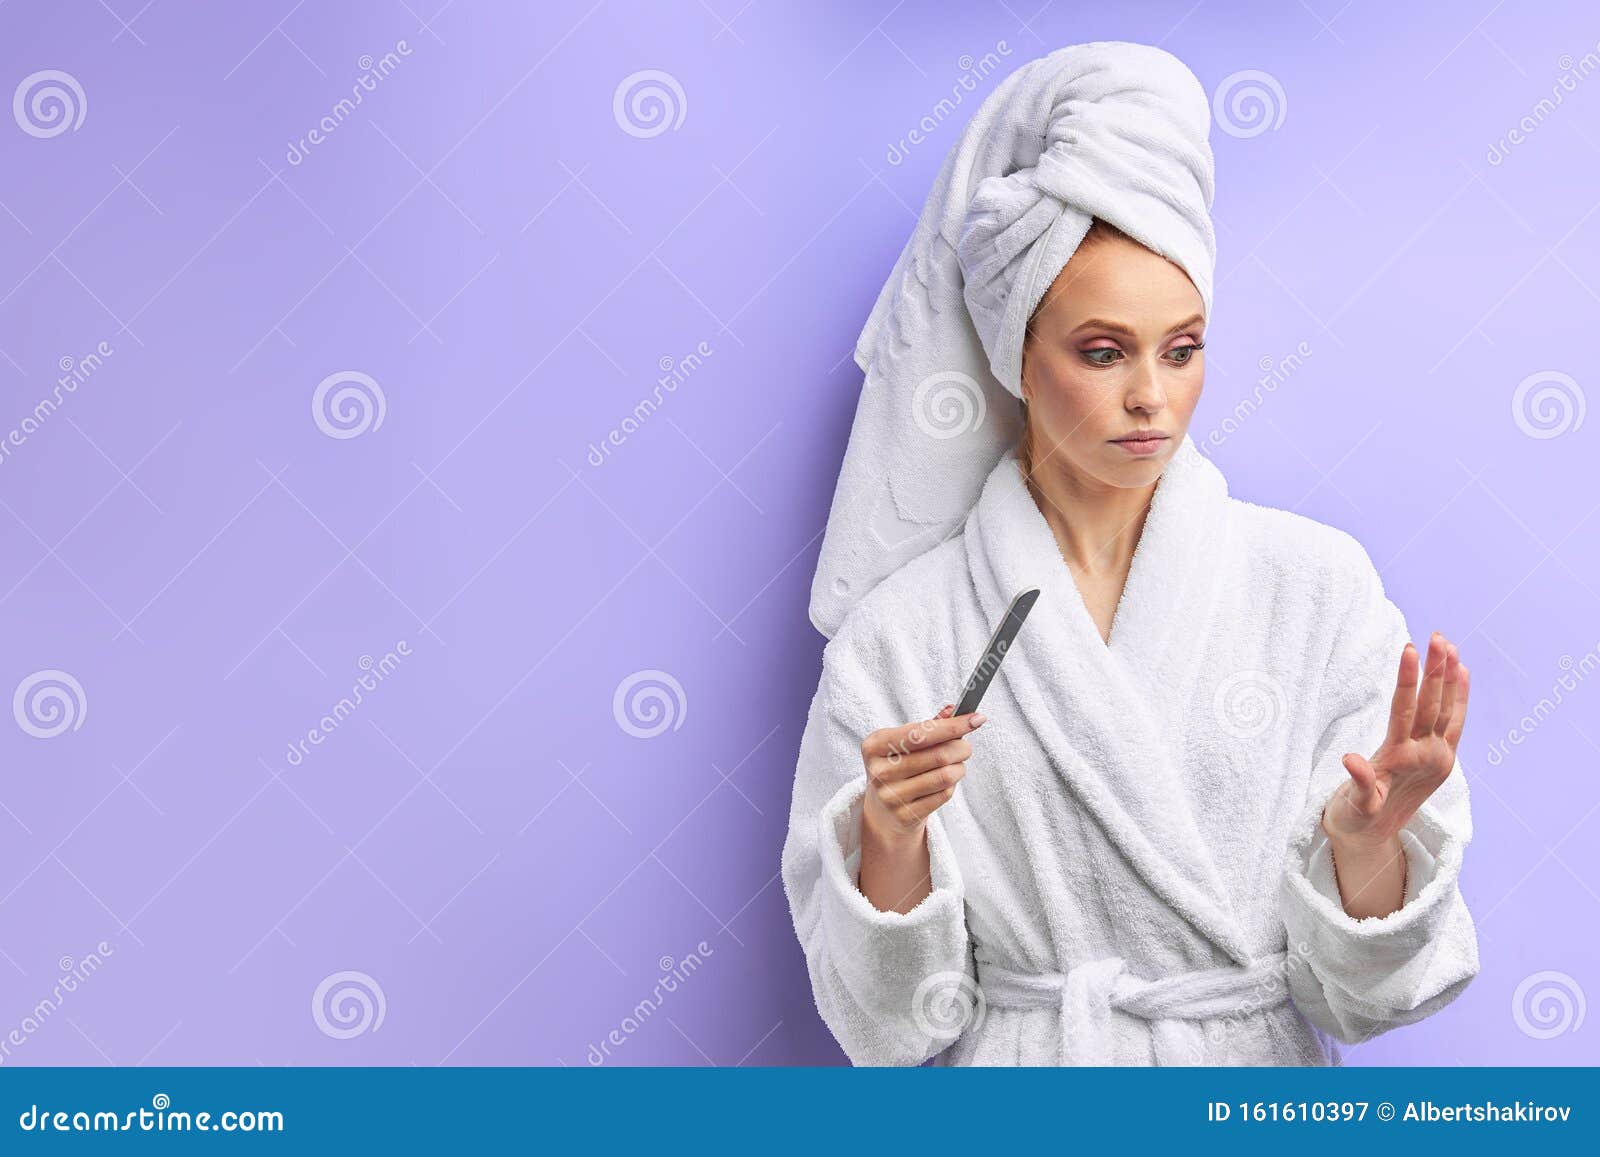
left=970, top=712, right=987, bottom=728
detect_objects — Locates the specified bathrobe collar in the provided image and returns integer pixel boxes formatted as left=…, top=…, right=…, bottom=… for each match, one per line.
left=964, top=434, right=1253, bottom=965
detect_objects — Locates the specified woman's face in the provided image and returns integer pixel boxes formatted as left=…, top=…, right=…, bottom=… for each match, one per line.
left=1019, top=231, right=1206, bottom=489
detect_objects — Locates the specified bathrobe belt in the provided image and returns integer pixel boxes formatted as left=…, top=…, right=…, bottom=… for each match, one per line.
left=975, top=952, right=1293, bottom=1065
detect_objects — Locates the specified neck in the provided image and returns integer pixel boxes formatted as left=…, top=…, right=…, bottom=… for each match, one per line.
left=1022, top=449, right=1158, bottom=575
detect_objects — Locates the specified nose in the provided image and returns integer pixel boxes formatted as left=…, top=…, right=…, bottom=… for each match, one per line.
left=1124, top=357, right=1167, bottom=414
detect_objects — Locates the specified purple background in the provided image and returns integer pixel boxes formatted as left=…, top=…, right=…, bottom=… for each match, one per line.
left=0, top=0, right=1594, bottom=1067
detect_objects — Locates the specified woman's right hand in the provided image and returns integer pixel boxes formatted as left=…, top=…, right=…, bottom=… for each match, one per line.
left=856, top=704, right=987, bottom=914
left=860, top=703, right=987, bottom=843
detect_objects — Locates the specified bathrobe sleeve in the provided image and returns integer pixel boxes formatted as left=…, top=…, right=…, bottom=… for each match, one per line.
left=781, top=602, right=976, bottom=1067
left=1279, top=537, right=1481, bottom=1047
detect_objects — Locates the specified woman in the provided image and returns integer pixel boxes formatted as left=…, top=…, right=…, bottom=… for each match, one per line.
left=781, top=41, right=1478, bottom=1066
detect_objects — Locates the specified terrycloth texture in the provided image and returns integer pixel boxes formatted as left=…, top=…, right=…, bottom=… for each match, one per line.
left=781, top=436, right=1480, bottom=1065
left=810, top=41, right=1217, bottom=640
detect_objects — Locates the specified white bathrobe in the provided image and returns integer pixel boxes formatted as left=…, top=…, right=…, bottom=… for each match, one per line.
left=781, top=436, right=1480, bottom=1066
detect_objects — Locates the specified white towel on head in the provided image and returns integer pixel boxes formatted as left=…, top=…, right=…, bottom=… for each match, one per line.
left=810, top=41, right=1217, bottom=640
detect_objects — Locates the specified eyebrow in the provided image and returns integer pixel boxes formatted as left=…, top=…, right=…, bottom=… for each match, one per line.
left=1069, top=313, right=1206, bottom=339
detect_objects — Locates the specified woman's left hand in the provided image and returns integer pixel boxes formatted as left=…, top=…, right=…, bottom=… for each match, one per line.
left=1322, top=631, right=1470, bottom=847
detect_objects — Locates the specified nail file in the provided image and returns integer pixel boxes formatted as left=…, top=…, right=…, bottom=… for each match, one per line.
left=953, top=587, right=1040, bottom=717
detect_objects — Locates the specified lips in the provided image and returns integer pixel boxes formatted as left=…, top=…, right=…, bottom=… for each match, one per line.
left=1110, top=431, right=1170, bottom=457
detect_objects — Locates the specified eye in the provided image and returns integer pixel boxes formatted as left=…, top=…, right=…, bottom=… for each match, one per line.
left=1166, top=341, right=1205, bottom=365
left=1082, top=347, right=1122, bottom=366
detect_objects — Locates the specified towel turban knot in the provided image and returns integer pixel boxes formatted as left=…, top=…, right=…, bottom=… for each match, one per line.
left=953, top=43, right=1218, bottom=399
